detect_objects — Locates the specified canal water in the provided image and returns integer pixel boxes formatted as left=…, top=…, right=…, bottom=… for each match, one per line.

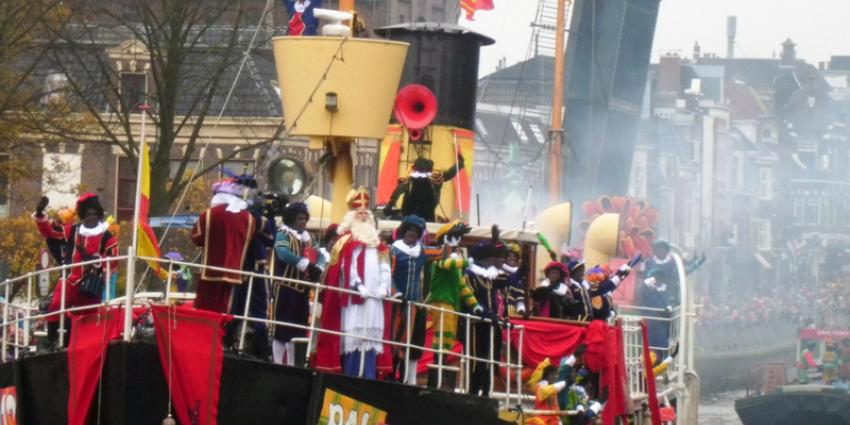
left=698, top=391, right=744, bottom=425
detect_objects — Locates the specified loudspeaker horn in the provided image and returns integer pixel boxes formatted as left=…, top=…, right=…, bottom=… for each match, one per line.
left=393, top=84, right=438, bottom=141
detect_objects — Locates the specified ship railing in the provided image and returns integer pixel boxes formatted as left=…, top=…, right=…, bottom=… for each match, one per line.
left=0, top=254, right=531, bottom=408
left=618, top=305, right=684, bottom=408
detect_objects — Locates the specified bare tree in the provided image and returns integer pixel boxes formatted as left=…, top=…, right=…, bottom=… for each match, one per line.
left=40, top=0, right=283, bottom=216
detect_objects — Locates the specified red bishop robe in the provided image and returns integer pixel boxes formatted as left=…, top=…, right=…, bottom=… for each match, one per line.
left=191, top=205, right=256, bottom=312
left=314, top=233, right=393, bottom=375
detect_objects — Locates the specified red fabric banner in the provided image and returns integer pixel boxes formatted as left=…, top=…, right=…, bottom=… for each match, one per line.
left=508, top=319, right=629, bottom=425
left=152, top=305, right=232, bottom=425
left=68, top=307, right=125, bottom=425
left=507, top=318, right=586, bottom=367
left=641, top=320, right=663, bottom=425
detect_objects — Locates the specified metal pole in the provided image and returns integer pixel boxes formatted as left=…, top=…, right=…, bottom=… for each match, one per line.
left=123, top=247, right=135, bottom=342
left=24, top=276, right=32, bottom=349
left=488, top=320, right=495, bottom=397
left=106, top=261, right=111, bottom=302
left=516, top=326, right=524, bottom=401
left=59, top=267, right=67, bottom=348
left=2, top=280, right=9, bottom=362
left=164, top=261, right=174, bottom=303
left=465, top=314, right=471, bottom=392
left=305, top=281, right=322, bottom=366
left=124, top=104, right=149, bottom=342
left=548, top=0, right=570, bottom=204
left=404, top=302, right=412, bottom=383
left=238, top=275, right=255, bottom=352
left=505, top=321, right=512, bottom=406
left=437, top=308, right=445, bottom=389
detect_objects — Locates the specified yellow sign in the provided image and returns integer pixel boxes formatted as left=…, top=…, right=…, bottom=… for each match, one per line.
left=317, top=388, right=387, bottom=425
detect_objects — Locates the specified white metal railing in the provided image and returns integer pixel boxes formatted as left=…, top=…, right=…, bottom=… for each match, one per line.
left=0, top=251, right=695, bottom=419
left=0, top=253, right=530, bottom=406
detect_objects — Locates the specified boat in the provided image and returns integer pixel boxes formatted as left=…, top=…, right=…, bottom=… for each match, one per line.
left=0, top=3, right=702, bottom=425
left=734, top=328, right=850, bottom=425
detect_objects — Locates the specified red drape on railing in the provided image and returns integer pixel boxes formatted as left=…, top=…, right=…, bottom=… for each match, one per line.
left=67, top=307, right=125, bottom=425
left=641, top=320, right=663, bottom=425
left=152, top=305, right=232, bottom=425
left=507, top=318, right=630, bottom=425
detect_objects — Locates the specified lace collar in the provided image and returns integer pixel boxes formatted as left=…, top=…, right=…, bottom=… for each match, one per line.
left=392, top=239, right=421, bottom=257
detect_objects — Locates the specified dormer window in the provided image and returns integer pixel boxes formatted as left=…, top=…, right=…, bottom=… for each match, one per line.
left=120, top=72, right=147, bottom=113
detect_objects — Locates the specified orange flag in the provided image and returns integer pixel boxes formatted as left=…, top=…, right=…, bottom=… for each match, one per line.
left=138, top=145, right=169, bottom=280
left=460, top=0, right=494, bottom=21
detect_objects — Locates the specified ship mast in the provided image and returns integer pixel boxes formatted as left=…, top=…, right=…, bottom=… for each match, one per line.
left=548, top=0, right=570, bottom=204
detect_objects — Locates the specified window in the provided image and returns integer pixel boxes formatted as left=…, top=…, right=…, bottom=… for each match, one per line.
left=42, top=72, right=68, bottom=105
left=753, top=219, right=771, bottom=251
left=793, top=197, right=805, bottom=225
left=0, top=155, right=8, bottom=217
left=43, top=153, right=82, bottom=211
left=116, top=156, right=136, bottom=221
left=731, top=155, right=745, bottom=192
left=806, top=197, right=821, bottom=226
left=758, top=167, right=773, bottom=200
left=120, top=73, right=147, bottom=112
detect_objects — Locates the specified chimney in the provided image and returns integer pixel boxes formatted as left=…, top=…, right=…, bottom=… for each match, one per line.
left=726, top=16, right=737, bottom=59
left=781, top=38, right=796, bottom=65
left=659, top=54, right=682, bottom=98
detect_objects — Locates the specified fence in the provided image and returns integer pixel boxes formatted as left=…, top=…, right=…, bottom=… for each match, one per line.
left=0, top=250, right=691, bottom=419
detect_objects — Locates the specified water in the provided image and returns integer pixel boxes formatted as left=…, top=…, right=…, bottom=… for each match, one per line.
left=699, top=391, right=745, bottom=425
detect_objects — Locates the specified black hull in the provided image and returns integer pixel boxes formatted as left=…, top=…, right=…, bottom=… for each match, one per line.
left=734, top=385, right=850, bottom=425
left=4, top=341, right=507, bottom=425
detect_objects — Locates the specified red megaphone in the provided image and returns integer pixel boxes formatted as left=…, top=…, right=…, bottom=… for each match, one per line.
left=393, top=84, right=437, bottom=141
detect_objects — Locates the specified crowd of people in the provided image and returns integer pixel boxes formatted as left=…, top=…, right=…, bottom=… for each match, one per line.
left=28, top=171, right=691, bottom=423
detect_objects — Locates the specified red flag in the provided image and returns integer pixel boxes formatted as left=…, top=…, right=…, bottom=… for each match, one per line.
left=460, top=0, right=494, bottom=21
left=152, top=305, right=232, bottom=425
left=641, top=320, right=663, bottom=425
left=67, top=307, right=125, bottom=425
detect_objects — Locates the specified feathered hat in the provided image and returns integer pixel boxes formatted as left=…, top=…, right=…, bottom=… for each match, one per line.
left=528, top=358, right=552, bottom=388
left=544, top=261, right=569, bottom=278
left=435, top=220, right=467, bottom=243
left=586, top=265, right=612, bottom=284
left=76, top=193, right=104, bottom=218
left=398, top=215, right=427, bottom=238
left=283, top=202, right=310, bottom=226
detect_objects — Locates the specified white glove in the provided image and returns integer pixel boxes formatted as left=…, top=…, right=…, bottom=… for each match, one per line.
left=356, top=284, right=370, bottom=298
left=553, top=283, right=568, bottom=296
left=576, top=405, right=585, bottom=413
left=618, top=263, right=631, bottom=274
left=644, top=277, right=657, bottom=288
left=538, top=279, right=551, bottom=288
left=314, top=302, right=323, bottom=320
left=588, top=401, right=603, bottom=416
left=445, top=236, right=460, bottom=247
left=562, top=354, right=576, bottom=367
left=473, top=305, right=484, bottom=315
left=516, top=302, right=526, bottom=314
left=449, top=252, right=461, bottom=260
left=662, top=356, right=673, bottom=366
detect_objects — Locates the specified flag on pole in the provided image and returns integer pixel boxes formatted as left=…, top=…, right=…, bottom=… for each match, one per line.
left=460, top=0, right=494, bottom=21
left=138, top=145, right=169, bottom=280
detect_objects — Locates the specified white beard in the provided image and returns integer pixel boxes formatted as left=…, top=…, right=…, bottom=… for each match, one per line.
left=351, top=219, right=380, bottom=247
left=339, top=210, right=380, bottom=247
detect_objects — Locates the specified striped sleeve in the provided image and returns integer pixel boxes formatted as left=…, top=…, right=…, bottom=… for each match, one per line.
left=458, top=277, right=480, bottom=310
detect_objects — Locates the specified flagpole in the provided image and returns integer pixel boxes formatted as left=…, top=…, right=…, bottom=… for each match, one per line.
left=124, top=104, right=149, bottom=341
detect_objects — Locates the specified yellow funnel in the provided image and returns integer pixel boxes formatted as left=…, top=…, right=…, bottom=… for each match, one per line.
left=583, top=213, right=620, bottom=268
left=533, top=202, right=572, bottom=278
left=272, top=37, right=409, bottom=139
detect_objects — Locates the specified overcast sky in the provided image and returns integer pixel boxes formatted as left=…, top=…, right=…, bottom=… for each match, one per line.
left=462, top=0, right=850, bottom=77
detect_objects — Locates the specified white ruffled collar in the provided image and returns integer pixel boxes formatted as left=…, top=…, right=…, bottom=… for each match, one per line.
left=78, top=221, right=109, bottom=237
left=392, top=239, right=421, bottom=257
left=280, top=224, right=311, bottom=243
left=469, top=262, right=499, bottom=279
left=210, top=192, right=248, bottom=213
left=502, top=264, right=519, bottom=274
left=653, top=254, right=672, bottom=265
